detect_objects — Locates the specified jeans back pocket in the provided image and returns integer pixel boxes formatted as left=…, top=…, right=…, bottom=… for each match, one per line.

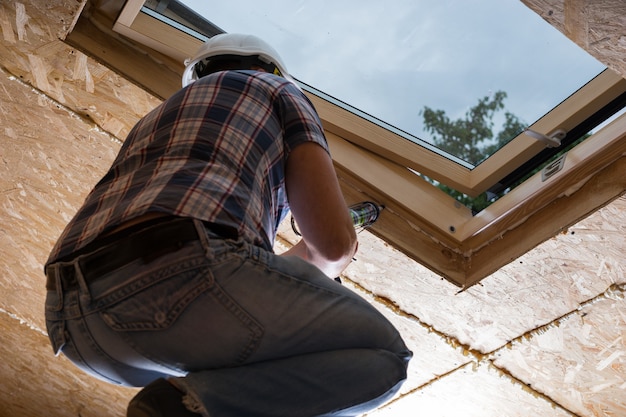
left=100, top=258, right=213, bottom=332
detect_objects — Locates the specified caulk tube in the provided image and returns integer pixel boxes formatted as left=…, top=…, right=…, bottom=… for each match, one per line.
left=290, top=201, right=383, bottom=236
left=289, top=201, right=383, bottom=284
left=348, top=201, right=382, bottom=229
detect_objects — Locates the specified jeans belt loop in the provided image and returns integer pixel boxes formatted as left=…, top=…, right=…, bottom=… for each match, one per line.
left=45, top=217, right=240, bottom=292
left=46, top=263, right=70, bottom=292
left=45, top=217, right=237, bottom=292
left=73, top=260, right=91, bottom=297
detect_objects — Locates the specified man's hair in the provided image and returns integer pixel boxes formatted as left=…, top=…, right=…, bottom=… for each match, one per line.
left=194, top=54, right=282, bottom=79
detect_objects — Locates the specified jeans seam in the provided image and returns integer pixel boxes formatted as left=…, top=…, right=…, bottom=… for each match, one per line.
left=208, top=280, right=264, bottom=364
left=68, top=317, right=127, bottom=385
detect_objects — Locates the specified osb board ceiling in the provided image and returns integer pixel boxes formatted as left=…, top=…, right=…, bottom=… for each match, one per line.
left=0, top=1, right=625, bottom=416
left=0, top=0, right=160, bottom=139
left=522, top=0, right=626, bottom=79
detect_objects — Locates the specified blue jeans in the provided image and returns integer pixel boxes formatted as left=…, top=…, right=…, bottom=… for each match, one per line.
left=45, top=219, right=411, bottom=417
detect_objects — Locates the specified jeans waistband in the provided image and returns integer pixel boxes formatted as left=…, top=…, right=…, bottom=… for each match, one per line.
left=45, top=217, right=238, bottom=292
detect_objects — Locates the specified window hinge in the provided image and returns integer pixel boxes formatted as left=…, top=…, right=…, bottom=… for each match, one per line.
left=524, top=128, right=567, bottom=148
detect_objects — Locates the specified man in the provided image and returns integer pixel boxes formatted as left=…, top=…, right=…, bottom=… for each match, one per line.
left=44, top=33, right=411, bottom=417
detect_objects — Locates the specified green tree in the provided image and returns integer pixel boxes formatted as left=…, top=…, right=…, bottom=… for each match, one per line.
left=420, top=91, right=526, bottom=212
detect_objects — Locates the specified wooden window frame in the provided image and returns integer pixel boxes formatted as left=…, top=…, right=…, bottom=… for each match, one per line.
left=65, top=0, right=626, bottom=287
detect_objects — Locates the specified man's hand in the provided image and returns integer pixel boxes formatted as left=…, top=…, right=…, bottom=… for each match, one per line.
left=282, top=142, right=357, bottom=277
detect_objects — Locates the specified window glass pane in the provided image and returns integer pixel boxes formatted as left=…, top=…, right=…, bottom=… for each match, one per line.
left=148, top=0, right=605, bottom=167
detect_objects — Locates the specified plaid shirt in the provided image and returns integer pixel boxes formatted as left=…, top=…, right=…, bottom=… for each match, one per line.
left=46, top=70, right=328, bottom=266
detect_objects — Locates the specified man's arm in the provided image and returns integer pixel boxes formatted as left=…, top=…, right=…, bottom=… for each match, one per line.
left=281, top=142, right=357, bottom=278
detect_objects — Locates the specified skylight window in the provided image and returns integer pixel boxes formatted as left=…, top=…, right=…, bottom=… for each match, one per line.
left=149, top=0, right=606, bottom=167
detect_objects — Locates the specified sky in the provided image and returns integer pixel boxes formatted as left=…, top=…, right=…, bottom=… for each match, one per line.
left=179, top=0, right=605, bottom=161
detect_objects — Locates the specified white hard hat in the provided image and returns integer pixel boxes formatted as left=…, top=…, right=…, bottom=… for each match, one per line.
left=182, top=33, right=290, bottom=87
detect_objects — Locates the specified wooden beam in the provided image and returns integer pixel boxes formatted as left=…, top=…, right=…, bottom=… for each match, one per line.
left=461, top=112, right=626, bottom=286
left=334, top=111, right=626, bottom=287
left=327, top=132, right=473, bottom=243
left=563, top=0, right=588, bottom=47
left=65, top=12, right=182, bottom=100
left=113, top=5, right=201, bottom=64
left=465, top=157, right=626, bottom=287
left=328, top=133, right=473, bottom=286
left=459, top=111, right=626, bottom=243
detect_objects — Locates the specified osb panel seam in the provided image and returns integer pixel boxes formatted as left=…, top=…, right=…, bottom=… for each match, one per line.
left=0, top=64, right=123, bottom=146
left=368, top=282, right=625, bottom=417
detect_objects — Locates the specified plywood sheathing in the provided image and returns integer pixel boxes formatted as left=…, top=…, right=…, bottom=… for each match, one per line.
left=368, top=362, right=574, bottom=417
left=0, top=312, right=136, bottom=417
left=522, top=0, right=626, bottom=79
left=344, top=197, right=626, bottom=354
left=348, top=226, right=626, bottom=416
left=0, top=66, right=137, bottom=415
left=495, top=290, right=626, bottom=417
left=0, top=0, right=160, bottom=140
left=0, top=64, right=120, bottom=331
